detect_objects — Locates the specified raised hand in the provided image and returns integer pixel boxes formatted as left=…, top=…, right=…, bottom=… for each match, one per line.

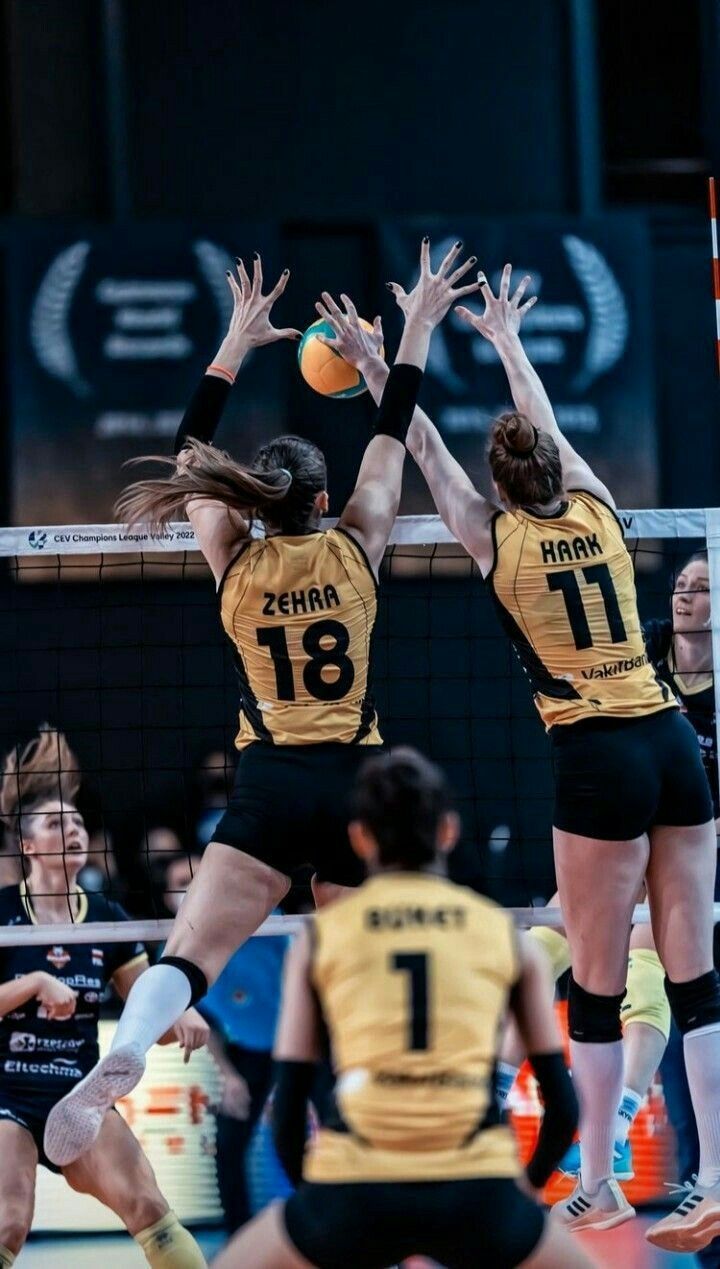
left=455, top=262, right=537, bottom=343
left=387, top=238, right=482, bottom=330
left=223, top=254, right=302, bottom=350
left=314, top=292, right=384, bottom=371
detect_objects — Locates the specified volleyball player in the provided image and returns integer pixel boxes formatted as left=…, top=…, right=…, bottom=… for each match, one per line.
left=0, top=728, right=208, bottom=1268
left=336, top=262, right=720, bottom=1250
left=45, top=240, right=483, bottom=1169
left=498, top=549, right=719, bottom=1186
left=211, top=748, right=590, bottom=1269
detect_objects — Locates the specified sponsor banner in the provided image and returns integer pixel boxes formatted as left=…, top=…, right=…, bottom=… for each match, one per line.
left=381, top=216, right=658, bottom=511
left=0, top=509, right=709, bottom=560
left=7, top=224, right=286, bottom=526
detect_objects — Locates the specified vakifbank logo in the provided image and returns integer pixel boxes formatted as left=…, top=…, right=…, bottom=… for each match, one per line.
left=27, top=531, right=47, bottom=550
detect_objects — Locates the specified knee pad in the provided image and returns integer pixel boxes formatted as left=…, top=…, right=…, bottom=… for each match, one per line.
left=568, top=975, right=625, bottom=1043
left=159, top=955, right=208, bottom=1007
left=622, top=949, right=671, bottom=1042
left=665, top=969, right=720, bottom=1036
left=528, top=926, right=572, bottom=982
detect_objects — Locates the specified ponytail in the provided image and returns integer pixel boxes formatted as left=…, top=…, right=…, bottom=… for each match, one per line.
left=115, top=437, right=292, bottom=534
left=1, top=725, right=81, bottom=840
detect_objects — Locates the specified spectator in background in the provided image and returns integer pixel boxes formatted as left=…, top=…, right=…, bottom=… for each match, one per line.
left=78, top=828, right=129, bottom=904
left=192, top=749, right=232, bottom=851
left=160, top=854, right=288, bottom=1234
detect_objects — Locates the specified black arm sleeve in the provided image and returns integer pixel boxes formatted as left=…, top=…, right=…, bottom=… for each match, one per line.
left=173, top=374, right=233, bottom=455
left=525, top=1051, right=579, bottom=1189
left=373, top=362, right=424, bottom=445
left=272, top=1059, right=317, bottom=1187
left=642, top=617, right=673, bottom=667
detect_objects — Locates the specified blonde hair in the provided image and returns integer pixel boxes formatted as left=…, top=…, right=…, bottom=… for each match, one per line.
left=115, top=437, right=294, bottom=534
left=1, top=726, right=81, bottom=843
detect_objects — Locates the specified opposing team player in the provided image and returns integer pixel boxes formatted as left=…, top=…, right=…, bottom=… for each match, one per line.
left=214, top=748, right=591, bottom=1269
left=45, top=240, right=483, bottom=1168
left=0, top=727, right=208, bottom=1269
left=331, top=261, right=720, bottom=1251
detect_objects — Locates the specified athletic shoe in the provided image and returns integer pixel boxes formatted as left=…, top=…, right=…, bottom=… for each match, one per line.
left=44, top=1042, right=145, bottom=1166
left=560, top=1138, right=634, bottom=1181
left=646, top=1179, right=720, bottom=1252
left=551, top=1178, right=635, bottom=1232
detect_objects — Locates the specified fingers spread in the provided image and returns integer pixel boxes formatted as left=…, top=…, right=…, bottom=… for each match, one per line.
left=236, top=258, right=253, bottom=295
left=420, top=236, right=431, bottom=274
left=439, top=239, right=463, bottom=277
left=518, top=295, right=538, bottom=315
left=320, top=290, right=344, bottom=320
left=373, top=315, right=383, bottom=337
left=511, top=274, right=532, bottom=307
left=448, top=255, right=477, bottom=286
left=454, top=280, right=484, bottom=298
left=477, top=270, right=495, bottom=304
left=252, top=252, right=263, bottom=295
left=226, top=271, right=242, bottom=303
left=340, top=292, right=358, bottom=321
left=267, top=268, right=291, bottom=303
left=386, top=281, right=407, bottom=299
left=499, top=262, right=512, bottom=301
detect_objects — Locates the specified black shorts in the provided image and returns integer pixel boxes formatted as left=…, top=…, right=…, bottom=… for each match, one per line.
left=212, top=742, right=385, bottom=885
left=552, top=707, right=714, bottom=840
left=284, top=1177, right=545, bottom=1269
left=0, top=1089, right=65, bottom=1172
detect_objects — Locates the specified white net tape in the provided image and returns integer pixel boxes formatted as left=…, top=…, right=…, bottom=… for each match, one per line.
left=2, top=510, right=719, bottom=945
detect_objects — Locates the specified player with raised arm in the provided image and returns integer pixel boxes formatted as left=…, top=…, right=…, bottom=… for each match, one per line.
left=214, top=748, right=592, bottom=1269
left=44, top=241, right=482, bottom=1170
left=329, top=262, right=720, bottom=1251
left=0, top=728, right=208, bottom=1269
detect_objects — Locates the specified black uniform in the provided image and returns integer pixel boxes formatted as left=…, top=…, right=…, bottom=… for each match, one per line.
left=0, top=883, right=146, bottom=1169
left=644, top=619, right=718, bottom=817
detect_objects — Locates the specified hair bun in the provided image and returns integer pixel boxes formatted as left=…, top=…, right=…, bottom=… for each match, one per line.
left=496, top=412, right=538, bottom=457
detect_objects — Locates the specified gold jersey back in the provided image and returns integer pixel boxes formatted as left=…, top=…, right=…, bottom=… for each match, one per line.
left=220, top=527, right=381, bottom=748
left=306, top=872, right=521, bottom=1183
left=489, top=491, right=674, bottom=729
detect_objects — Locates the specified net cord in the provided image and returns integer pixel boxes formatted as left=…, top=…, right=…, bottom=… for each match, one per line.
left=0, top=904, right=718, bottom=946
left=0, top=508, right=714, bottom=557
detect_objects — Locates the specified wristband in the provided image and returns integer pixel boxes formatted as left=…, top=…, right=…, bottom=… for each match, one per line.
left=373, top=363, right=423, bottom=445
left=206, top=363, right=235, bottom=385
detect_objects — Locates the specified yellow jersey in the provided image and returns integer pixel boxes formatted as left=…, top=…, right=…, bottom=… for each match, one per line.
left=305, top=871, right=521, bottom=1183
left=489, top=491, right=674, bottom=729
left=220, top=528, right=381, bottom=748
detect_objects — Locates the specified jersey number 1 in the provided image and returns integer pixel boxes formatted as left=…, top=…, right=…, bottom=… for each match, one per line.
left=390, top=951, right=430, bottom=1051
left=256, top=619, right=355, bottom=702
left=547, top=563, right=627, bottom=651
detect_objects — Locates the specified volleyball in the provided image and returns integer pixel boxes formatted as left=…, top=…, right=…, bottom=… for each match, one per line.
left=297, top=318, right=380, bottom=398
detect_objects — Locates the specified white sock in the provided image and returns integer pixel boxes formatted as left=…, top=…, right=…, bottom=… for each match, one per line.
left=570, top=1038, right=624, bottom=1194
left=110, top=964, right=192, bottom=1055
left=496, top=1062, right=520, bottom=1105
left=615, top=1086, right=643, bottom=1146
left=683, top=1022, right=720, bottom=1188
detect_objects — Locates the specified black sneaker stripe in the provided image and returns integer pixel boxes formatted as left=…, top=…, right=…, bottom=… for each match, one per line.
left=567, top=1202, right=581, bottom=1216
left=577, top=1197, right=592, bottom=1210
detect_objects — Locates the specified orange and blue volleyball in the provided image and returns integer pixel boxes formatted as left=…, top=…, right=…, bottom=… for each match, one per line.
left=297, top=318, right=380, bottom=398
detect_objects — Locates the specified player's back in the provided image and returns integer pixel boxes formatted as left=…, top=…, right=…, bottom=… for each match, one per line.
left=491, top=490, right=673, bottom=727
left=220, top=527, right=380, bottom=747
left=307, top=871, right=521, bottom=1182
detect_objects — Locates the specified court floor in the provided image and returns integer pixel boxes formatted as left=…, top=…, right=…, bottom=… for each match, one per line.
left=15, top=1218, right=710, bottom=1267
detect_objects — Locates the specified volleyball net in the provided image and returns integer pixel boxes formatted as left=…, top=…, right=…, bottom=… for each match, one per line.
left=0, top=508, right=718, bottom=946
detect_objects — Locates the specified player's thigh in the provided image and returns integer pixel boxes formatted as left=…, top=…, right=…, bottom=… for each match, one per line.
left=164, top=840, right=290, bottom=981
left=646, top=819, right=717, bottom=980
left=0, top=1121, right=38, bottom=1242
left=62, top=1109, right=167, bottom=1234
left=519, top=1217, right=596, bottom=1268
left=553, top=826, right=648, bottom=995
left=213, top=1202, right=315, bottom=1269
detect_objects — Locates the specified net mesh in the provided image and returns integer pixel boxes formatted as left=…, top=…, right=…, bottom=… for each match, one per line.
left=0, top=509, right=714, bottom=939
